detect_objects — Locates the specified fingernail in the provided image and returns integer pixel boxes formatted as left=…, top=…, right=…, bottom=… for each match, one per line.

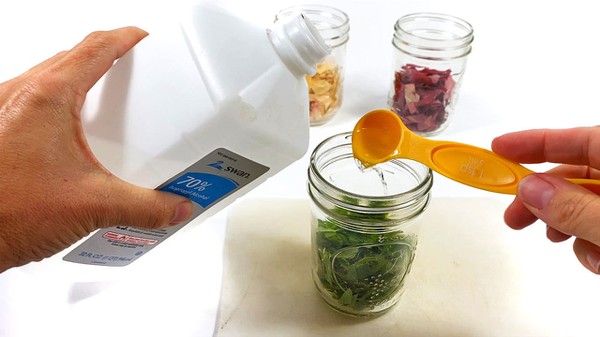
left=518, top=174, right=555, bottom=210
left=586, top=250, right=600, bottom=274
left=170, top=201, right=193, bottom=225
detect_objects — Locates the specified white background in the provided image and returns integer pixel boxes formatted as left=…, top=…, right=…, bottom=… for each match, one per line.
left=1, top=0, right=598, bottom=336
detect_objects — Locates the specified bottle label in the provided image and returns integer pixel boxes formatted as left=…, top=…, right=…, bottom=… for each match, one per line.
left=62, top=148, right=269, bottom=266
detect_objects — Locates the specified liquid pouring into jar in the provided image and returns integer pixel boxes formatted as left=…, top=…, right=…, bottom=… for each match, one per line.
left=352, top=109, right=600, bottom=195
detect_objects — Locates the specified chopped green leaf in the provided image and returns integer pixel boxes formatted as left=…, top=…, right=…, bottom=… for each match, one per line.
left=314, top=217, right=417, bottom=312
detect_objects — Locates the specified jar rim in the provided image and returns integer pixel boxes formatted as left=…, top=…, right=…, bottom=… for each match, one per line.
left=392, top=12, right=473, bottom=61
left=309, top=132, right=433, bottom=207
left=276, top=5, right=350, bottom=47
left=394, top=12, right=474, bottom=43
left=276, top=5, right=349, bottom=27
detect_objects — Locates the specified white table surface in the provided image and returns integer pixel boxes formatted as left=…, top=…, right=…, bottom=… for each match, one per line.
left=0, top=0, right=598, bottom=336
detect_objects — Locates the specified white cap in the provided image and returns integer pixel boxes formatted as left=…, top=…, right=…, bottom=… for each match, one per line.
left=268, top=14, right=331, bottom=76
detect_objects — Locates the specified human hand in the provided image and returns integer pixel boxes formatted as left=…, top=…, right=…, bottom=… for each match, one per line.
left=492, top=127, right=600, bottom=274
left=0, top=27, right=193, bottom=273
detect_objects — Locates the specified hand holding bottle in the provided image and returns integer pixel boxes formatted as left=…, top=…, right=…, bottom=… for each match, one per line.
left=0, top=27, right=193, bottom=273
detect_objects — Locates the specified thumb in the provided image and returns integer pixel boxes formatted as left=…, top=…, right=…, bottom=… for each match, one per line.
left=518, top=174, right=600, bottom=274
left=518, top=173, right=600, bottom=247
left=92, top=178, right=194, bottom=230
left=573, top=238, right=600, bottom=274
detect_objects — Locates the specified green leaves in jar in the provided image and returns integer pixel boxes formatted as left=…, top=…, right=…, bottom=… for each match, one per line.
left=315, top=218, right=417, bottom=312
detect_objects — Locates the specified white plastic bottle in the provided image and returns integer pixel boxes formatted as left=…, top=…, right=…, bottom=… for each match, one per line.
left=63, top=4, right=329, bottom=266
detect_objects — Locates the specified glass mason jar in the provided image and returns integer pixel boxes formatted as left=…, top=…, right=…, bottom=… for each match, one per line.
left=307, top=132, right=433, bottom=317
left=388, top=13, right=474, bottom=136
left=276, top=5, right=350, bottom=126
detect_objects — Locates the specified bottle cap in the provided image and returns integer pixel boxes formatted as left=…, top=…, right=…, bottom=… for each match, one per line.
left=268, top=14, right=331, bottom=76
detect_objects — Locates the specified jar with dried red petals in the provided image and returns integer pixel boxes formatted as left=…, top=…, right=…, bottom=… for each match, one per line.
left=389, top=13, right=473, bottom=136
left=276, top=5, right=350, bottom=126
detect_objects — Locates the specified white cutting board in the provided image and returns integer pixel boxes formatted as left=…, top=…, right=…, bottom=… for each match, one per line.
left=217, top=198, right=598, bottom=337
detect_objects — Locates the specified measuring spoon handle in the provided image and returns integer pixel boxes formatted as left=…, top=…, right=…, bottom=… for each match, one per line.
left=425, top=141, right=600, bottom=194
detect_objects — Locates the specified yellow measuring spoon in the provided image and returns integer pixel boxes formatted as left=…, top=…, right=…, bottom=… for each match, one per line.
left=352, top=109, right=600, bottom=194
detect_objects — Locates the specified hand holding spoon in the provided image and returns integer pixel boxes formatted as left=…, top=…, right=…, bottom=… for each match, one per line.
left=352, top=109, right=600, bottom=194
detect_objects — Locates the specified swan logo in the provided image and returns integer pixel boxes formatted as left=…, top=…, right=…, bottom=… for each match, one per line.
left=208, top=160, right=224, bottom=171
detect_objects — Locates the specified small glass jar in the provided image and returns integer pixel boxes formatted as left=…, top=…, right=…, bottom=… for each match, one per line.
left=388, top=13, right=474, bottom=136
left=307, top=132, right=433, bottom=317
left=276, top=5, right=350, bottom=126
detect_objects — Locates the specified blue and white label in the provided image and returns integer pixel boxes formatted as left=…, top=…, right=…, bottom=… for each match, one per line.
left=63, top=148, right=269, bottom=267
left=161, top=172, right=238, bottom=208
